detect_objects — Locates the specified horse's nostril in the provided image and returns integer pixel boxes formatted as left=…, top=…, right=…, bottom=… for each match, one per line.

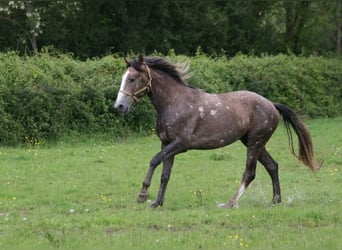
left=115, top=103, right=127, bottom=113
left=114, top=103, right=123, bottom=110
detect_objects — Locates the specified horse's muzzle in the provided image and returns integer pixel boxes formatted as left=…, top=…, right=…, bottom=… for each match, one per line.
left=114, top=103, right=130, bottom=114
left=114, top=93, right=133, bottom=114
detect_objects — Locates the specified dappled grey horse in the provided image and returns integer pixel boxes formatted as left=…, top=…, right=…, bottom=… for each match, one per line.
left=114, top=55, right=320, bottom=208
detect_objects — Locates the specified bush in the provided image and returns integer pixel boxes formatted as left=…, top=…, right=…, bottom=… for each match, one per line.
left=0, top=51, right=341, bottom=145
left=185, top=53, right=342, bottom=118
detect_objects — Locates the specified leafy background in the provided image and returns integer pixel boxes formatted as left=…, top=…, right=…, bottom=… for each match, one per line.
left=0, top=51, right=341, bottom=145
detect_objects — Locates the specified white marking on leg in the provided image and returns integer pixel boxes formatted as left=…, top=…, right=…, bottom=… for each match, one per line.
left=217, top=183, right=246, bottom=208
left=235, top=184, right=246, bottom=201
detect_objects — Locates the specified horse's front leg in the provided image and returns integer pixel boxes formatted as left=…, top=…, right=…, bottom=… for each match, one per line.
left=137, top=140, right=185, bottom=207
left=150, top=156, right=174, bottom=208
left=137, top=165, right=155, bottom=203
left=137, top=144, right=166, bottom=203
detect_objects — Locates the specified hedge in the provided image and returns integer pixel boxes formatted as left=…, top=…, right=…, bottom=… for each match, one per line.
left=0, top=51, right=341, bottom=145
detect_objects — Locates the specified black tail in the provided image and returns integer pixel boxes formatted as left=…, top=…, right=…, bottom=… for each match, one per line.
left=274, top=103, right=320, bottom=171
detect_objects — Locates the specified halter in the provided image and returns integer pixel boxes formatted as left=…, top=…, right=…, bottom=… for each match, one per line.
left=120, top=63, right=152, bottom=102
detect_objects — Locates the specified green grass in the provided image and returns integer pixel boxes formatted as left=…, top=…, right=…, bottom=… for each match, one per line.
left=0, top=118, right=341, bottom=249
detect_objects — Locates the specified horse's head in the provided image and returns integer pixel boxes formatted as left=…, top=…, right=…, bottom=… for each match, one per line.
left=114, top=55, right=152, bottom=114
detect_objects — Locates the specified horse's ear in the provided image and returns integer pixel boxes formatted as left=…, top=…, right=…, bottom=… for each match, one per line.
left=138, top=54, right=144, bottom=65
left=124, top=58, right=129, bottom=66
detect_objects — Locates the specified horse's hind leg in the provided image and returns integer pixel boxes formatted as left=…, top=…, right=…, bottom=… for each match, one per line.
left=218, top=145, right=260, bottom=208
left=258, top=148, right=281, bottom=204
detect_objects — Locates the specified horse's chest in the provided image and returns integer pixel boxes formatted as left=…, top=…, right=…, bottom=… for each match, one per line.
left=156, top=114, right=188, bottom=142
left=156, top=117, right=174, bottom=143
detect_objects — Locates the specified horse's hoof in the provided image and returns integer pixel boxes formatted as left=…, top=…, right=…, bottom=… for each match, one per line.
left=150, top=202, right=159, bottom=209
left=149, top=200, right=163, bottom=209
left=272, top=195, right=282, bottom=204
left=137, top=192, right=149, bottom=203
left=217, top=202, right=238, bottom=208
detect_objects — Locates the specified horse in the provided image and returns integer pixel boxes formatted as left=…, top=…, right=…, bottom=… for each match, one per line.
left=114, top=55, right=320, bottom=208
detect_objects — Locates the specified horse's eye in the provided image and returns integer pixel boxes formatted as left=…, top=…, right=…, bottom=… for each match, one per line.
left=129, top=78, right=135, bottom=83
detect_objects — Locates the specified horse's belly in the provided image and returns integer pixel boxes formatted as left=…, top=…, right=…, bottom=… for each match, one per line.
left=187, top=122, right=246, bottom=149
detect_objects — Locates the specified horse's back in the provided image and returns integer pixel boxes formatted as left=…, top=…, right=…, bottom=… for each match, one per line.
left=224, top=90, right=278, bottom=116
left=223, top=90, right=280, bottom=135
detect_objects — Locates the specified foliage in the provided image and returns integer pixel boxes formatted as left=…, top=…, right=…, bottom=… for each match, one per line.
left=0, top=0, right=341, bottom=57
left=220, top=54, right=342, bottom=117
left=0, top=51, right=341, bottom=145
left=185, top=53, right=342, bottom=118
left=0, top=118, right=341, bottom=249
left=0, top=0, right=46, bottom=52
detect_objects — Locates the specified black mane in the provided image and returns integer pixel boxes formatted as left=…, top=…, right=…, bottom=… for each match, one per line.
left=128, top=57, right=193, bottom=87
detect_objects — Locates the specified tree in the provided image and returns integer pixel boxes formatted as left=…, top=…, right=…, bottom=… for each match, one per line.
left=0, top=0, right=44, bottom=53
left=0, top=0, right=340, bottom=57
left=335, top=0, right=341, bottom=54
left=222, top=1, right=277, bottom=55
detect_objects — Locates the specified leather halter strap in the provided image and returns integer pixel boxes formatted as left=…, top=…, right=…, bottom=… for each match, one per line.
left=120, top=63, right=152, bottom=102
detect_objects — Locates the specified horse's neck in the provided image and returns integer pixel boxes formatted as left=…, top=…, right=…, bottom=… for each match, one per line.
left=148, top=77, right=189, bottom=114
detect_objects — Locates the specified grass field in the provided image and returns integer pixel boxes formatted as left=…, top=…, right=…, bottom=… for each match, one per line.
left=0, top=118, right=341, bottom=249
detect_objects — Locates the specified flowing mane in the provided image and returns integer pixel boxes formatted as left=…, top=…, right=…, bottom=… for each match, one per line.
left=128, top=57, right=192, bottom=86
